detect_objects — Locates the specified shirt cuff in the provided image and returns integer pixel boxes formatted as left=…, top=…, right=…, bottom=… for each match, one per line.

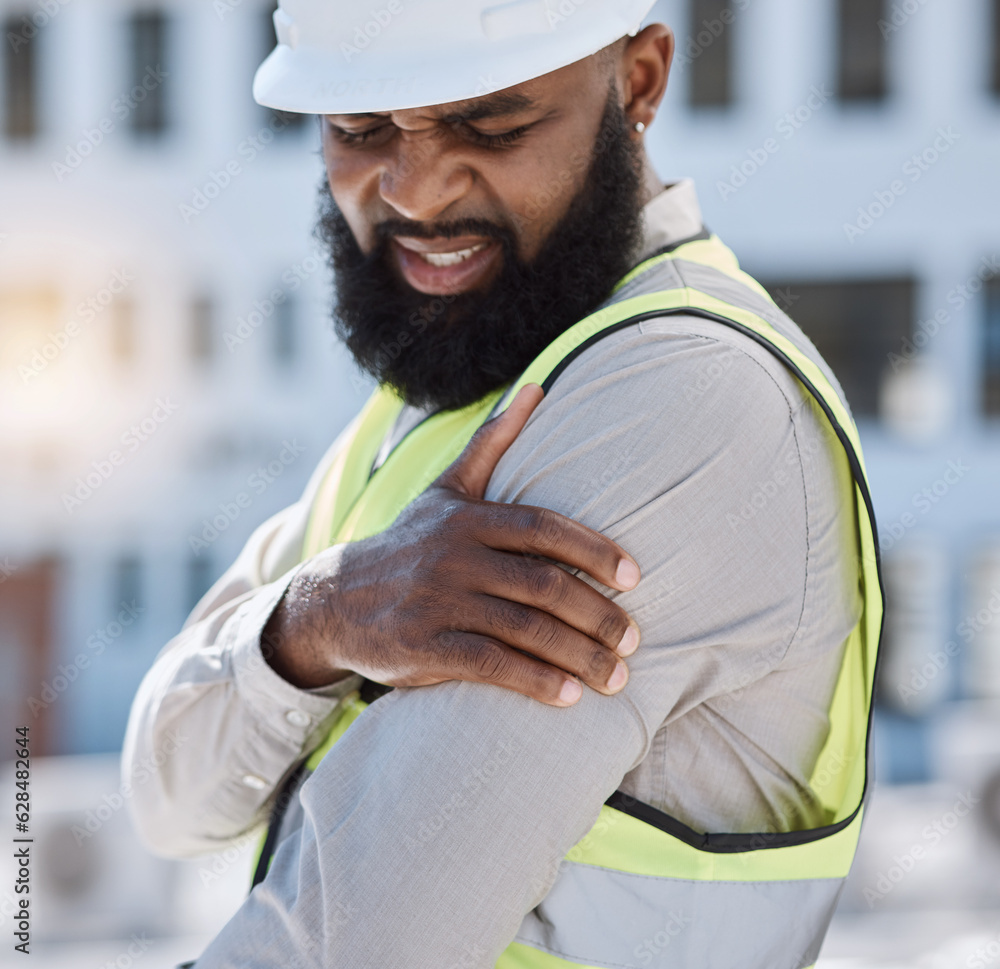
left=229, top=566, right=359, bottom=753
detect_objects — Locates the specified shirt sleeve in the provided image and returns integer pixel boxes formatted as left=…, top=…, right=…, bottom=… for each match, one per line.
left=121, top=422, right=365, bottom=858
left=192, top=318, right=858, bottom=968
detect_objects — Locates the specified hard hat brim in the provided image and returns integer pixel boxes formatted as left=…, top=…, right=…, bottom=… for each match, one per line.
left=253, top=1, right=658, bottom=115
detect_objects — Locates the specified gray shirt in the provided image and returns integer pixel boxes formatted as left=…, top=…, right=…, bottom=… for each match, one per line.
left=123, top=179, right=862, bottom=967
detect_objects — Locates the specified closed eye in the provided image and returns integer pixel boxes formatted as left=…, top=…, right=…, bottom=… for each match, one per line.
left=461, top=123, right=531, bottom=149
left=327, top=120, right=532, bottom=150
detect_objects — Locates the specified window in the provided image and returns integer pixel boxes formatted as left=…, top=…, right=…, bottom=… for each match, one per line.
left=273, top=293, right=295, bottom=363
left=837, top=0, right=887, bottom=101
left=260, top=3, right=305, bottom=131
left=876, top=545, right=950, bottom=714
left=111, top=297, right=136, bottom=364
left=3, top=13, right=38, bottom=139
left=128, top=10, right=168, bottom=135
left=191, top=296, right=213, bottom=363
left=686, top=0, right=734, bottom=108
left=114, top=555, right=143, bottom=616
left=962, top=546, right=1000, bottom=698
left=0, top=288, right=61, bottom=369
left=759, top=277, right=915, bottom=417
left=984, top=277, right=1000, bottom=416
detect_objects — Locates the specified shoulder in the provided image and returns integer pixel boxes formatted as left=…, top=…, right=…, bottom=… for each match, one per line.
left=487, top=313, right=817, bottom=520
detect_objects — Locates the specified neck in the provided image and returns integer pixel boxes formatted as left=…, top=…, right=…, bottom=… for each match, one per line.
left=637, top=155, right=664, bottom=208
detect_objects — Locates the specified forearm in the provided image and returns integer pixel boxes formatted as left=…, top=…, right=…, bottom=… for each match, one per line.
left=122, top=571, right=360, bottom=857
left=194, top=680, right=648, bottom=968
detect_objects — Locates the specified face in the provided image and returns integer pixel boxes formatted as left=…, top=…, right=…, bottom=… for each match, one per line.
left=317, top=35, right=669, bottom=411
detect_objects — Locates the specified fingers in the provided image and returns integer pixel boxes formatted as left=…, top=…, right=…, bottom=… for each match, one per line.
left=477, top=503, right=641, bottom=593
left=475, top=552, right=638, bottom=657
left=434, top=631, right=586, bottom=707
left=467, top=596, right=631, bottom=697
left=437, top=383, right=544, bottom=499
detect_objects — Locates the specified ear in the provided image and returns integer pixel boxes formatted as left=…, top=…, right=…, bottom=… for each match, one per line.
left=621, top=24, right=674, bottom=130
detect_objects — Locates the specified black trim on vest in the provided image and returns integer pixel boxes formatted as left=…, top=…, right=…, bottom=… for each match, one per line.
left=251, top=763, right=307, bottom=888
left=255, top=273, right=883, bottom=877
left=542, top=304, right=884, bottom=853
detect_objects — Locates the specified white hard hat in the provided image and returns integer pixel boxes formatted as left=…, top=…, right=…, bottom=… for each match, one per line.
left=253, top=0, right=658, bottom=115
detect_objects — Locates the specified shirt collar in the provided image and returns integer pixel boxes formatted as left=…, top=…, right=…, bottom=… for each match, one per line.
left=635, top=179, right=705, bottom=263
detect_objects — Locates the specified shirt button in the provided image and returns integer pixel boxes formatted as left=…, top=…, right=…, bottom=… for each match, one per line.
left=241, top=774, right=267, bottom=790
left=285, top=709, right=310, bottom=728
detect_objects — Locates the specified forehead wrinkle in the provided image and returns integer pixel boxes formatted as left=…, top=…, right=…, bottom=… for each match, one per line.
left=438, top=90, right=537, bottom=123
left=325, top=91, right=538, bottom=126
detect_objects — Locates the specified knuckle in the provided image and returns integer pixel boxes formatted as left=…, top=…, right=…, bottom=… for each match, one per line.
left=595, top=608, right=627, bottom=646
left=521, top=508, right=561, bottom=551
left=522, top=610, right=556, bottom=649
left=469, top=641, right=510, bottom=681
left=586, top=646, right=616, bottom=681
left=527, top=564, right=563, bottom=603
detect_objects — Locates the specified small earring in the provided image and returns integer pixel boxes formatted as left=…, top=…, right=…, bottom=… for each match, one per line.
left=633, top=121, right=646, bottom=133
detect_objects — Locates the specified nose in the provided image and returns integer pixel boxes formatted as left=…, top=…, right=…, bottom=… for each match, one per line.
left=378, top=129, right=474, bottom=223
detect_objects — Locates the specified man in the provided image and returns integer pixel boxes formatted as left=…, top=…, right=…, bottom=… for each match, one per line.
left=123, top=2, right=882, bottom=967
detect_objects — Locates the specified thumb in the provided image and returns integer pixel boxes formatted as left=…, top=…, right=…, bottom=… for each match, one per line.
left=437, top=383, right=544, bottom=498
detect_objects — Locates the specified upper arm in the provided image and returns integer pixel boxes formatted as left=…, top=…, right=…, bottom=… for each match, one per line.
left=192, top=318, right=855, bottom=967
left=486, top=319, right=818, bottom=747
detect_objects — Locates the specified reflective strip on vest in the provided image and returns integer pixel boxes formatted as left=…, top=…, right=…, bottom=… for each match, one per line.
left=252, top=233, right=884, bottom=969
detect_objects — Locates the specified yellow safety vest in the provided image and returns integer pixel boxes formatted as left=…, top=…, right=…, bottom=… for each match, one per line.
left=252, top=232, right=884, bottom=969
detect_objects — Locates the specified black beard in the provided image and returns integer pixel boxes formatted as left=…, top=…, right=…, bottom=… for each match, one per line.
left=317, top=88, right=645, bottom=412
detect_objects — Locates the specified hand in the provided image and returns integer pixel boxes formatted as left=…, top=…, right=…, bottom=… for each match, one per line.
left=264, top=384, right=641, bottom=706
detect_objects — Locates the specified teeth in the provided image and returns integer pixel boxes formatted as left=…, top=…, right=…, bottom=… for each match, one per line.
left=419, top=243, right=488, bottom=267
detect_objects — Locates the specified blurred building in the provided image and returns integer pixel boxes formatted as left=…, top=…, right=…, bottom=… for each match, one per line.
left=0, top=0, right=370, bottom=755
left=1, top=0, right=999, bottom=786
left=2, top=1, right=1000, bottom=965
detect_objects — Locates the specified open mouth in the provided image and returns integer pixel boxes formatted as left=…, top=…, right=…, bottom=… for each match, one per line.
left=391, top=236, right=501, bottom=295
left=417, top=243, right=490, bottom=267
